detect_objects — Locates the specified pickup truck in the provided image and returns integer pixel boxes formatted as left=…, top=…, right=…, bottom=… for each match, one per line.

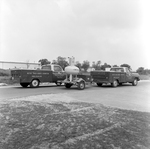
left=11, top=64, right=66, bottom=88
left=91, top=67, right=140, bottom=87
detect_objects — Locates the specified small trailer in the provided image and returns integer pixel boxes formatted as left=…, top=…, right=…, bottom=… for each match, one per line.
left=62, top=57, right=92, bottom=90
left=63, top=73, right=92, bottom=90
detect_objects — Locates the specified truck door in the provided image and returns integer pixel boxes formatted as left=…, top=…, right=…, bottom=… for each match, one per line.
left=52, top=65, right=66, bottom=82
left=125, top=68, right=133, bottom=82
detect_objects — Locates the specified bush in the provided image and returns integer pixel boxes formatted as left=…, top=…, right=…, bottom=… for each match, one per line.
left=0, top=69, right=11, bottom=76
left=140, top=75, right=150, bottom=80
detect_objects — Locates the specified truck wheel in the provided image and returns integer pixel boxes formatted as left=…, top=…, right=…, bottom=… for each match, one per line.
left=132, top=78, right=138, bottom=86
left=78, top=81, right=85, bottom=90
left=65, top=83, right=72, bottom=88
left=30, top=79, right=39, bottom=88
left=20, top=83, right=29, bottom=88
left=56, top=82, right=62, bottom=86
left=97, top=83, right=102, bottom=87
left=112, top=80, right=118, bottom=87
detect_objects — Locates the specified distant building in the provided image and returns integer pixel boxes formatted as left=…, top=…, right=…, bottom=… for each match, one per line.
left=87, top=67, right=95, bottom=72
left=0, top=61, right=40, bottom=69
left=105, top=68, right=111, bottom=71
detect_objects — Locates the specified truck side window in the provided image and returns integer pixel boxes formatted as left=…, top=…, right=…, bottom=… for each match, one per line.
left=41, top=66, right=51, bottom=70
left=54, top=66, right=62, bottom=72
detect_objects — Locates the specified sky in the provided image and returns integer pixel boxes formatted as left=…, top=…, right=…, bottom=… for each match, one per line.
left=0, top=0, right=150, bottom=70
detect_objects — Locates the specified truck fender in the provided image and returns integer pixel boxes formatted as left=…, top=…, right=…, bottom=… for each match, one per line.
left=76, top=78, right=85, bottom=83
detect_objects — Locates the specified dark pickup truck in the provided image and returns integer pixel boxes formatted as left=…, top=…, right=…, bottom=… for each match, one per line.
left=11, top=64, right=66, bottom=88
left=91, top=67, right=140, bottom=87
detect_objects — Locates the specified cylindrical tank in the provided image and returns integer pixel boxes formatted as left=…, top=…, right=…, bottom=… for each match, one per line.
left=65, top=66, right=79, bottom=75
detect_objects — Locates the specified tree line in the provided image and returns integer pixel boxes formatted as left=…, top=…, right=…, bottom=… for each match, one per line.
left=136, top=67, right=150, bottom=75
left=38, top=56, right=150, bottom=75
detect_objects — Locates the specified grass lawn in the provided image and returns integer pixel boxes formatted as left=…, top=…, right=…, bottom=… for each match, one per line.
left=0, top=97, right=150, bottom=149
left=140, top=75, right=150, bottom=80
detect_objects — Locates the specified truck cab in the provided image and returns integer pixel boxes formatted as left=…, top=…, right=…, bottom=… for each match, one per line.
left=41, top=64, right=65, bottom=85
left=110, top=67, right=140, bottom=83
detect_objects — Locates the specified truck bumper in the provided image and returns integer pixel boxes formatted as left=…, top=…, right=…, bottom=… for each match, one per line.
left=93, top=79, right=110, bottom=84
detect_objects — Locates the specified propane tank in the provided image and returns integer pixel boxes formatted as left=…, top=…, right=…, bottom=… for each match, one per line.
left=65, top=57, right=79, bottom=82
left=65, top=57, right=79, bottom=75
left=65, top=66, right=79, bottom=75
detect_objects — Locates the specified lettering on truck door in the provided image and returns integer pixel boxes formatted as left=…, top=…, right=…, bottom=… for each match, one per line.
left=120, top=68, right=126, bottom=82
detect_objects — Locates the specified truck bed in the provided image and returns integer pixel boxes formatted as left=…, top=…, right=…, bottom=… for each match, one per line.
left=11, top=69, right=53, bottom=83
left=91, top=70, right=126, bottom=83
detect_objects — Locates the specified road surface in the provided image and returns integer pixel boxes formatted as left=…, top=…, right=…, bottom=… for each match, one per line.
left=0, top=80, right=150, bottom=112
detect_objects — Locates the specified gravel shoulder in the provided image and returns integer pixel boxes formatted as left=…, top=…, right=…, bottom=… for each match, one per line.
left=0, top=94, right=150, bottom=149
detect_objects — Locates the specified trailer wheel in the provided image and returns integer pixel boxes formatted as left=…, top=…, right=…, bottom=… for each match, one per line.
left=111, top=80, right=118, bottom=87
left=132, top=78, right=138, bottom=86
left=78, top=81, right=85, bottom=90
left=65, top=83, right=72, bottom=88
left=30, top=79, right=39, bottom=88
left=97, top=83, right=102, bottom=87
left=20, top=83, right=29, bottom=88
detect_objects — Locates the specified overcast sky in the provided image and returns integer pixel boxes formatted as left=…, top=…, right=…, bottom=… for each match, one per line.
left=0, top=0, right=150, bottom=70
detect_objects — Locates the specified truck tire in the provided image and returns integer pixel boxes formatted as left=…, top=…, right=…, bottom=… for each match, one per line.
left=65, top=83, right=72, bottom=88
left=111, top=80, right=118, bottom=87
left=97, top=83, right=102, bottom=87
left=20, top=83, right=29, bottom=88
left=132, top=78, right=138, bottom=86
left=30, top=79, right=39, bottom=88
left=78, top=81, right=85, bottom=90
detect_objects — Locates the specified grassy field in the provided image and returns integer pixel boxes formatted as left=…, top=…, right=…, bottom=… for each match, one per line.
left=140, top=75, right=150, bottom=80
left=0, top=97, right=150, bottom=149
left=0, top=69, right=11, bottom=76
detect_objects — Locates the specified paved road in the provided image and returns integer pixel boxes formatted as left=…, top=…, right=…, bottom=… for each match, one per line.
left=0, top=81, right=150, bottom=112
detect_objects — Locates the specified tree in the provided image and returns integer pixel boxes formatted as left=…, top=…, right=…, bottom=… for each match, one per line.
left=75, top=61, right=82, bottom=70
left=52, top=60, right=57, bottom=64
left=113, top=65, right=119, bottom=67
left=145, top=69, right=150, bottom=75
left=136, top=67, right=150, bottom=75
left=120, top=64, right=131, bottom=69
left=81, top=60, right=90, bottom=72
left=57, top=56, right=69, bottom=70
left=38, top=59, right=50, bottom=66
left=101, top=63, right=111, bottom=70
left=136, top=67, right=145, bottom=74
left=92, top=61, right=101, bottom=70
left=92, top=61, right=96, bottom=68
